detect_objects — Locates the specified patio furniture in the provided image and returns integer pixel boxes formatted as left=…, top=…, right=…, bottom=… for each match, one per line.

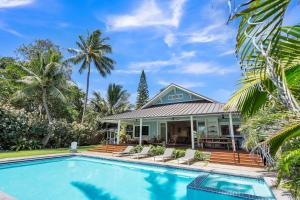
left=154, top=148, right=174, bottom=162
left=131, top=146, right=151, bottom=159
left=177, top=149, right=196, bottom=165
left=70, top=142, right=77, bottom=153
left=112, top=146, right=134, bottom=157
left=199, top=137, right=232, bottom=150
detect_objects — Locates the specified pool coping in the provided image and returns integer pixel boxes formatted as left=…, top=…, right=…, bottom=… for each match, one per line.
left=0, top=153, right=292, bottom=200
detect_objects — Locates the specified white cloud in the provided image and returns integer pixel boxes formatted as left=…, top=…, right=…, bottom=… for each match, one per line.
left=164, top=33, right=176, bottom=47
left=184, top=22, right=234, bottom=44
left=114, top=69, right=141, bottom=74
left=182, top=1, right=235, bottom=44
left=219, top=49, right=235, bottom=56
left=0, top=0, right=33, bottom=8
left=106, top=0, right=186, bottom=30
left=129, top=51, right=196, bottom=71
left=120, top=51, right=236, bottom=76
left=0, top=20, right=24, bottom=37
left=176, top=62, right=237, bottom=75
left=158, top=80, right=205, bottom=88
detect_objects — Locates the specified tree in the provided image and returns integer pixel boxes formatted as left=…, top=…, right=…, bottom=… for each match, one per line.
left=15, top=49, right=72, bottom=147
left=227, top=1, right=300, bottom=113
left=227, top=1, right=300, bottom=196
left=136, top=70, right=149, bottom=109
left=90, top=84, right=132, bottom=116
left=68, top=30, right=115, bottom=123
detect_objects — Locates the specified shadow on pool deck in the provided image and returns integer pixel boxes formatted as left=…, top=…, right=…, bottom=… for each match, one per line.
left=71, top=181, right=117, bottom=200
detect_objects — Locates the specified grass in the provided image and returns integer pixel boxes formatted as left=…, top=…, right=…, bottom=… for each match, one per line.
left=0, top=145, right=99, bottom=159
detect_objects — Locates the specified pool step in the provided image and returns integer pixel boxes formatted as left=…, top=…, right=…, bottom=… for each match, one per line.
left=209, top=151, right=264, bottom=167
left=89, top=145, right=128, bottom=153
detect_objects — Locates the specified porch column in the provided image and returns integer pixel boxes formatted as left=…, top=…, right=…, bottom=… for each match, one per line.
left=139, top=118, right=143, bottom=145
left=117, top=120, right=121, bottom=144
left=229, top=113, right=236, bottom=152
left=190, top=116, right=195, bottom=149
left=165, top=122, right=168, bottom=145
left=156, top=121, right=159, bottom=139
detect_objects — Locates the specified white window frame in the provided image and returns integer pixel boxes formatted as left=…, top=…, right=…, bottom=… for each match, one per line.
left=134, top=125, right=150, bottom=137
left=168, top=93, right=183, bottom=100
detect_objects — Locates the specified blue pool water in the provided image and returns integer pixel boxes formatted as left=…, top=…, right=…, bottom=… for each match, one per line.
left=0, top=156, right=274, bottom=200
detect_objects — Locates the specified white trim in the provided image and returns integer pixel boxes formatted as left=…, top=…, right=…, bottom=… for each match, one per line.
left=139, top=119, right=143, bottom=145
left=141, top=83, right=216, bottom=109
left=190, top=116, right=195, bottom=149
left=156, top=121, right=159, bottom=139
left=117, top=120, right=121, bottom=144
left=229, top=113, right=236, bottom=152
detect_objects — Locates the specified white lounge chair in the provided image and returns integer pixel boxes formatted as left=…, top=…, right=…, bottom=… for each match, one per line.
left=112, top=146, right=134, bottom=157
left=131, top=147, right=151, bottom=159
left=154, top=148, right=174, bottom=162
left=177, top=149, right=196, bottom=165
left=70, top=142, right=78, bottom=153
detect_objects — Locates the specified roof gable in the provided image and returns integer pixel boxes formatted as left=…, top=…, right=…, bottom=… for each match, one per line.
left=142, top=83, right=216, bottom=109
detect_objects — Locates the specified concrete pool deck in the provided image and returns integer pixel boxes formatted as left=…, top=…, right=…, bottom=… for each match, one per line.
left=0, top=152, right=293, bottom=200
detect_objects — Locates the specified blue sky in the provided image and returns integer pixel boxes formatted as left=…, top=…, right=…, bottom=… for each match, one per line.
left=0, top=0, right=299, bottom=103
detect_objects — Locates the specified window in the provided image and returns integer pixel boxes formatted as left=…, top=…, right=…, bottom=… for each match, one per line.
left=134, top=126, right=149, bottom=137
left=168, top=94, right=183, bottom=100
left=233, top=125, right=240, bottom=135
left=221, top=124, right=240, bottom=135
left=197, top=121, right=206, bottom=135
left=221, top=125, right=229, bottom=135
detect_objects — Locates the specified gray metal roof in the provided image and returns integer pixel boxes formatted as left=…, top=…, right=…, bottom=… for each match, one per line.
left=102, top=102, right=237, bottom=120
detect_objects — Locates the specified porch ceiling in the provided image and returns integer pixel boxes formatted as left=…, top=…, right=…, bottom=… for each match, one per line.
left=101, top=102, right=238, bottom=121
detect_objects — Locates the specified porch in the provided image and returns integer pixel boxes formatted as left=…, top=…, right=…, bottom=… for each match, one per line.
left=102, top=113, right=242, bottom=152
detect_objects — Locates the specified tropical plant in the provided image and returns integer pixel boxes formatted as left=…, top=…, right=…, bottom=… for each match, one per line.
left=14, top=50, right=72, bottom=147
left=68, top=30, right=115, bottom=123
left=227, top=1, right=300, bottom=113
left=89, top=83, right=132, bottom=117
left=106, top=83, right=132, bottom=115
left=227, top=1, right=300, bottom=197
left=136, top=70, right=149, bottom=109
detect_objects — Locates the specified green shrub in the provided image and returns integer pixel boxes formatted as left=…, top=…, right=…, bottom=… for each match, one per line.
left=0, top=104, right=103, bottom=151
left=131, top=145, right=143, bottom=153
left=173, top=149, right=186, bottom=158
left=195, top=151, right=211, bottom=161
left=149, top=145, right=165, bottom=156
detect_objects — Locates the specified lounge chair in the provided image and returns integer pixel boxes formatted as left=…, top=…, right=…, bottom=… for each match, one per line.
left=70, top=142, right=78, bottom=153
left=131, top=147, right=151, bottom=159
left=177, top=149, right=196, bottom=165
left=154, top=148, right=174, bottom=162
left=112, top=146, right=133, bottom=157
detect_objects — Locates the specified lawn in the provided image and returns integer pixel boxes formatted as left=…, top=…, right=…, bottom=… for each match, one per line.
left=0, top=145, right=99, bottom=159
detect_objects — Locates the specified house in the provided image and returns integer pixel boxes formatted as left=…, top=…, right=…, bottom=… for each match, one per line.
left=101, top=83, right=242, bottom=151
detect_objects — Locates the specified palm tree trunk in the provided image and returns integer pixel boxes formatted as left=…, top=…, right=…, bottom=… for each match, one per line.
left=81, top=62, right=91, bottom=123
left=41, top=88, right=53, bottom=147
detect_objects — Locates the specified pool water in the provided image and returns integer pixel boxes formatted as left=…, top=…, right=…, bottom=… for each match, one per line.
left=0, top=156, right=274, bottom=200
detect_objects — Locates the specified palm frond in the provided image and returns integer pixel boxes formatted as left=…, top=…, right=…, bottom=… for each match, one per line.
left=267, top=123, right=300, bottom=157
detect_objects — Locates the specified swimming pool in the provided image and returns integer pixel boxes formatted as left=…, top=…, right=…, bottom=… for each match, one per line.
left=0, top=156, right=275, bottom=200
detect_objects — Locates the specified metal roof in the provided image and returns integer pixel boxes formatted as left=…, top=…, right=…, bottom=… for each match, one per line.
left=102, top=102, right=237, bottom=121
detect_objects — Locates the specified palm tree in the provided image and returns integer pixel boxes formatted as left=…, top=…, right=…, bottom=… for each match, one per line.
left=90, top=84, right=132, bottom=116
left=15, top=50, right=72, bottom=147
left=90, top=91, right=108, bottom=114
left=68, top=29, right=115, bottom=123
left=227, top=2, right=300, bottom=195
left=106, top=83, right=132, bottom=115
left=226, top=0, right=300, bottom=154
